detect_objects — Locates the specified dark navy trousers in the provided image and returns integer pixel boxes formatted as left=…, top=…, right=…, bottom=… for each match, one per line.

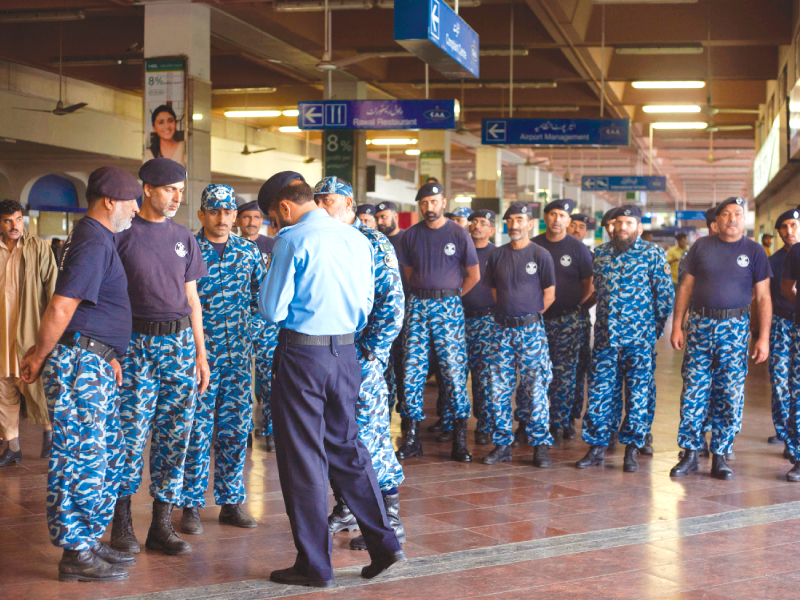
left=271, top=330, right=400, bottom=581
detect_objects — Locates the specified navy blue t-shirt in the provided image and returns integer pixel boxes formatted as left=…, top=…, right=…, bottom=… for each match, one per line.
left=115, top=215, right=208, bottom=321
left=770, top=247, right=794, bottom=316
left=484, top=241, right=556, bottom=318
left=462, top=243, right=496, bottom=313
left=684, top=235, right=771, bottom=310
left=209, top=239, right=227, bottom=259
left=253, top=234, right=275, bottom=261
left=532, top=233, right=593, bottom=312
left=57, top=217, right=132, bottom=356
left=781, top=243, right=800, bottom=324
left=399, top=219, right=479, bottom=291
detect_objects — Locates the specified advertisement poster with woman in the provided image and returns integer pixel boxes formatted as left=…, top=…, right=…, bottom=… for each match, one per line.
left=143, top=58, right=186, bottom=166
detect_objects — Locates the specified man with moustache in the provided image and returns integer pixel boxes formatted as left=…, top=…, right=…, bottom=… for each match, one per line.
left=567, top=213, right=590, bottom=242
left=356, top=204, right=377, bottom=229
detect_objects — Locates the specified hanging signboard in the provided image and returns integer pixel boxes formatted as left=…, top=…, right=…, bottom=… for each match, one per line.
left=298, top=100, right=457, bottom=130
left=143, top=57, right=187, bottom=167
left=581, top=176, right=666, bottom=192
left=323, top=129, right=356, bottom=185
left=482, top=118, right=630, bottom=146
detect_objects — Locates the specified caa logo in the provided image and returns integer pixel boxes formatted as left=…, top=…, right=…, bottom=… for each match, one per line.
left=560, top=255, right=572, bottom=267
left=737, top=254, right=749, bottom=268
left=423, top=107, right=452, bottom=121
left=526, top=262, right=537, bottom=275
left=175, top=242, right=188, bottom=258
left=444, top=243, right=456, bottom=256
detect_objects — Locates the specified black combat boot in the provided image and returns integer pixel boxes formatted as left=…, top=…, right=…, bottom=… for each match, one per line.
left=639, top=433, right=654, bottom=456
left=768, top=434, right=782, bottom=444
left=0, top=446, right=21, bottom=467
left=220, top=504, right=258, bottom=528
left=576, top=445, right=605, bottom=469
left=564, top=418, right=577, bottom=440
left=550, top=426, right=563, bottom=448
left=511, top=421, right=528, bottom=447
left=351, top=491, right=406, bottom=550
left=180, top=506, right=203, bottom=535
left=328, top=483, right=359, bottom=534
left=265, top=433, right=276, bottom=452
left=607, top=430, right=618, bottom=452
left=451, top=417, right=472, bottom=463
left=710, top=453, right=734, bottom=480
left=787, top=462, right=800, bottom=482
left=92, top=541, right=136, bottom=566
left=110, top=495, right=140, bottom=553
left=58, top=549, right=129, bottom=582
left=623, top=444, right=639, bottom=472
left=396, top=421, right=423, bottom=459
left=670, top=450, right=700, bottom=477
left=428, top=417, right=445, bottom=433
left=533, top=445, right=551, bottom=468
left=436, top=429, right=455, bottom=443
left=481, top=445, right=512, bottom=465
left=41, top=430, right=53, bottom=459
left=475, top=431, right=491, bottom=446
left=145, top=499, right=192, bottom=555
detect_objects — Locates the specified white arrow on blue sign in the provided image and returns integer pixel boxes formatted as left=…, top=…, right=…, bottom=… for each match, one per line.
left=302, top=104, right=323, bottom=127
left=430, top=0, right=440, bottom=40
left=485, top=120, right=506, bottom=141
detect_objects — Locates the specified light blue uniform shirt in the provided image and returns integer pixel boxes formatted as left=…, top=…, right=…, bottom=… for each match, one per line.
left=259, top=208, right=375, bottom=335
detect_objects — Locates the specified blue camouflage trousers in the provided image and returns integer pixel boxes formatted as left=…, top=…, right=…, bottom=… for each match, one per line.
left=769, top=315, right=792, bottom=442
left=784, top=324, right=800, bottom=461
left=118, top=329, right=197, bottom=504
left=465, top=314, right=496, bottom=434
left=571, top=310, right=592, bottom=422
left=583, top=344, right=654, bottom=448
left=401, top=295, right=471, bottom=422
left=544, top=312, right=583, bottom=430
left=183, top=364, right=252, bottom=507
left=43, top=343, right=124, bottom=551
left=254, top=321, right=279, bottom=436
left=677, top=313, right=749, bottom=456
left=488, top=321, right=553, bottom=446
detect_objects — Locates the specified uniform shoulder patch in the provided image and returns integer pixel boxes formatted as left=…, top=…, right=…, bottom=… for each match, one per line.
left=380, top=242, right=393, bottom=253
left=385, top=253, right=398, bottom=269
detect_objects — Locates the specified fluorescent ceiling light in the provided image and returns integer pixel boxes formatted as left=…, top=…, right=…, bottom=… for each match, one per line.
left=651, top=122, right=708, bottom=130
left=454, top=196, right=473, bottom=203
left=192, top=113, right=203, bottom=120
left=405, top=149, right=421, bottom=156
left=593, top=0, right=697, bottom=4
left=366, top=139, right=418, bottom=145
left=282, top=109, right=300, bottom=117
left=0, top=10, right=85, bottom=23
left=617, top=46, right=703, bottom=55
left=225, top=110, right=282, bottom=118
left=279, top=126, right=302, bottom=133
left=632, top=81, right=705, bottom=89
left=213, top=87, right=277, bottom=95
left=643, top=105, right=701, bottom=113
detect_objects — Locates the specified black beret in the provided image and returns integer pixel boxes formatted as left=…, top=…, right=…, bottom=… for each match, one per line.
left=444, top=212, right=455, bottom=218
left=469, top=208, right=496, bottom=222
left=571, top=213, right=590, bottom=224
left=503, top=202, right=532, bottom=219
left=237, top=200, right=261, bottom=214
left=714, top=196, right=746, bottom=217
left=87, top=166, right=142, bottom=201
left=356, top=204, right=376, bottom=217
left=376, top=201, right=398, bottom=213
left=139, top=158, right=186, bottom=187
left=544, top=198, right=574, bottom=214
left=257, top=171, right=306, bottom=214
left=601, top=207, right=621, bottom=227
left=705, top=207, right=717, bottom=228
left=415, top=182, right=444, bottom=201
left=617, top=205, right=643, bottom=220
left=776, top=209, right=800, bottom=230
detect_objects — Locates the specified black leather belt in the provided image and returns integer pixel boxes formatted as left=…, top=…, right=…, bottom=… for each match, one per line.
left=411, top=288, right=460, bottom=300
left=59, top=333, right=117, bottom=362
left=283, top=330, right=355, bottom=346
left=497, top=313, right=542, bottom=328
left=465, top=306, right=495, bottom=319
left=132, top=315, right=191, bottom=336
left=774, top=307, right=795, bottom=322
left=544, top=306, right=580, bottom=320
left=692, top=305, right=750, bottom=320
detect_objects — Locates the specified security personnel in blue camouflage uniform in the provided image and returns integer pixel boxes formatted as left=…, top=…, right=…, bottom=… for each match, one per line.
left=781, top=214, right=800, bottom=481
left=236, top=198, right=279, bottom=452
left=567, top=212, right=592, bottom=440
left=577, top=205, right=674, bottom=473
left=533, top=199, right=594, bottom=446
left=396, top=182, right=480, bottom=463
left=20, top=167, right=141, bottom=582
left=671, top=197, right=771, bottom=480
left=356, top=203, right=377, bottom=229
left=312, top=176, right=406, bottom=551
left=178, top=185, right=266, bottom=537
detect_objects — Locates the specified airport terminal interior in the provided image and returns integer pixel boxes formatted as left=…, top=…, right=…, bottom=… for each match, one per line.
left=3, top=0, right=800, bottom=598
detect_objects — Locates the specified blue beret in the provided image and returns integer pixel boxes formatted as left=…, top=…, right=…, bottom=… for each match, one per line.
left=416, top=182, right=444, bottom=201
left=469, top=209, right=495, bottom=222
left=356, top=204, right=376, bottom=217
left=706, top=207, right=717, bottom=228
left=570, top=213, right=590, bottom=224
left=376, top=201, right=398, bottom=213
left=776, top=209, right=800, bottom=230
left=617, top=205, right=643, bottom=220
left=257, top=171, right=306, bottom=213
left=314, top=176, right=353, bottom=199
left=201, top=184, right=237, bottom=211
left=544, top=198, right=574, bottom=214
left=87, top=166, right=142, bottom=201
left=237, top=200, right=260, bottom=214
left=139, top=158, right=186, bottom=187
left=714, top=196, right=746, bottom=217
left=453, top=207, right=473, bottom=218
left=503, top=202, right=532, bottom=219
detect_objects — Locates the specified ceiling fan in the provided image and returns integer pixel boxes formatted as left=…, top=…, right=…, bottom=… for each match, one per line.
left=240, top=92, right=275, bottom=155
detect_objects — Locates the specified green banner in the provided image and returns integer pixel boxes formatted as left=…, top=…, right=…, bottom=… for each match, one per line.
left=323, top=130, right=355, bottom=185
left=145, top=59, right=185, bottom=73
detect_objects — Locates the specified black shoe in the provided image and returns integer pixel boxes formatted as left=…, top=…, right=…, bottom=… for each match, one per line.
left=328, top=484, right=359, bottom=534
left=768, top=435, right=783, bottom=444
left=533, top=445, right=551, bottom=468
left=639, top=433, right=653, bottom=456
left=110, top=495, right=140, bottom=553
left=784, top=443, right=793, bottom=461
left=92, top=541, right=136, bottom=566
left=623, top=444, right=639, bottom=472
left=436, top=430, right=454, bottom=443
left=180, top=506, right=203, bottom=535
left=59, top=549, right=128, bottom=582
left=428, top=418, right=445, bottom=433
left=265, top=434, right=276, bottom=452
left=0, top=447, right=21, bottom=467
left=576, top=445, right=605, bottom=469
left=787, top=462, right=800, bottom=482
left=396, top=421, right=423, bottom=459
left=247, top=432, right=253, bottom=449
left=670, top=450, right=700, bottom=477
left=361, top=550, right=408, bottom=579
left=481, top=445, right=512, bottom=465
left=351, top=491, right=406, bottom=550
left=400, top=416, right=411, bottom=433
left=564, top=419, right=577, bottom=440
left=451, top=417, right=472, bottom=463
left=270, top=567, right=333, bottom=588
left=219, top=504, right=258, bottom=528
left=699, top=436, right=710, bottom=457
left=510, top=422, right=528, bottom=448
left=474, top=431, right=491, bottom=446
left=711, top=454, right=734, bottom=480
left=41, top=430, right=53, bottom=459
left=550, top=426, right=563, bottom=448
left=607, top=431, right=618, bottom=452
left=145, top=499, right=192, bottom=555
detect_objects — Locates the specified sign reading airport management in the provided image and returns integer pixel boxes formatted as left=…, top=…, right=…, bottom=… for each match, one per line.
left=482, top=118, right=630, bottom=146
left=581, top=176, right=667, bottom=192
left=298, top=100, right=457, bottom=130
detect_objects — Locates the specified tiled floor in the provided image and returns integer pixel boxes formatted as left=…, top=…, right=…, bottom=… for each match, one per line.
left=1, top=330, right=799, bottom=600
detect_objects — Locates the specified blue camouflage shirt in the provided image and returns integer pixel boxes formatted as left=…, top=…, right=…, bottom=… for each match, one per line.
left=593, top=237, right=674, bottom=348
left=196, top=230, right=267, bottom=369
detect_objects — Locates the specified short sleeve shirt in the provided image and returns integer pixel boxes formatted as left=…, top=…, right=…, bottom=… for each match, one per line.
left=115, top=215, right=208, bottom=321
left=769, top=247, right=793, bottom=316
left=57, top=216, right=132, bottom=356
left=683, top=235, right=771, bottom=310
left=461, top=243, right=496, bottom=313
left=399, top=220, right=478, bottom=291
left=781, top=243, right=800, bottom=324
left=532, top=233, right=592, bottom=312
left=484, top=241, right=556, bottom=318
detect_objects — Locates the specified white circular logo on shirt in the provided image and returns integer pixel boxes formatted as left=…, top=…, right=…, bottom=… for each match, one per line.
left=175, top=242, right=188, bottom=258
left=737, top=254, right=749, bottom=268
left=560, top=255, right=572, bottom=267
left=526, top=261, right=537, bottom=275
left=444, top=243, right=456, bottom=256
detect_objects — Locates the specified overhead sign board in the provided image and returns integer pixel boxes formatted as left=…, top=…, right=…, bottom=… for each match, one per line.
left=395, top=0, right=479, bottom=79
left=581, top=175, right=666, bottom=192
left=482, top=118, right=630, bottom=146
left=675, top=210, right=707, bottom=221
left=298, top=100, right=457, bottom=130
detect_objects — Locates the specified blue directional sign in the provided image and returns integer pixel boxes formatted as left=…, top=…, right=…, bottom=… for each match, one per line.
left=581, top=175, right=667, bottom=192
left=482, top=118, right=630, bottom=146
left=676, top=210, right=708, bottom=221
left=298, top=100, right=457, bottom=130
left=395, top=0, right=479, bottom=79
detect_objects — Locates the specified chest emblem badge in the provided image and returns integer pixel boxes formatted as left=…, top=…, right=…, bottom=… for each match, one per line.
left=736, top=254, right=749, bottom=268
left=175, top=242, right=188, bottom=258
left=444, top=243, right=456, bottom=256
left=526, top=261, right=538, bottom=275
left=560, top=255, right=572, bottom=267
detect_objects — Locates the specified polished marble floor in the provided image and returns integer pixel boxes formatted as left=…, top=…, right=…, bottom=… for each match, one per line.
left=1, top=330, right=799, bottom=600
